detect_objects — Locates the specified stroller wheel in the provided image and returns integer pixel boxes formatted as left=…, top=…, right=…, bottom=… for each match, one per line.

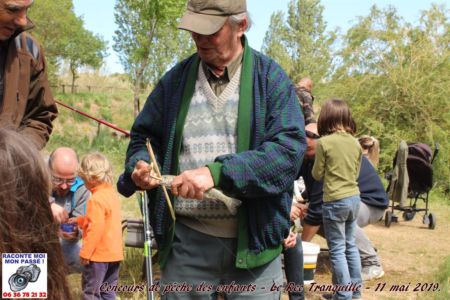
left=428, top=213, right=436, bottom=230
left=385, top=211, right=393, bottom=228
left=403, top=211, right=415, bottom=221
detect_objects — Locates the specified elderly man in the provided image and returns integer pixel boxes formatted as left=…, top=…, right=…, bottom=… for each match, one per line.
left=49, top=147, right=90, bottom=273
left=300, top=123, right=388, bottom=281
left=119, top=0, right=305, bottom=298
left=295, top=77, right=315, bottom=125
left=0, top=0, right=57, bottom=150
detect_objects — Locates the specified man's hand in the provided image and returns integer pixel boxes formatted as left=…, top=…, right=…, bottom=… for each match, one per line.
left=80, top=257, right=90, bottom=266
left=50, top=203, right=68, bottom=224
left=290, top=202, right=308, bottom=221
left=283, top=232, right=297, bottom=249
left=131, top=161, right=160, bottom=190
left=171, top=167, right=214, bottom=200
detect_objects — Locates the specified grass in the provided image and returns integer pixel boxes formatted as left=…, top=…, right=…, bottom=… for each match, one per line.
left=433, top=256, right=450, bottom=300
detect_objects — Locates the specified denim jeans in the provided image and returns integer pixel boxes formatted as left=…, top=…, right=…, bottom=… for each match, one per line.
left=322, top=195, right=362, bottom=300
left=283, top=235, right=304, bottom=300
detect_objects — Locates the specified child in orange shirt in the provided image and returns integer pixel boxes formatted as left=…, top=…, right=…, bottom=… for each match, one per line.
left=69, top=152, right=123, bottom=299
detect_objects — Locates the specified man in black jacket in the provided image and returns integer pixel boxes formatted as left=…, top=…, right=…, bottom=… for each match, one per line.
left=301, top=123, right=388, bottom=281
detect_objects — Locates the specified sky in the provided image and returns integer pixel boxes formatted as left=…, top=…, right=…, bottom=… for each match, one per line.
left=72, top=0, right=446, bottom=74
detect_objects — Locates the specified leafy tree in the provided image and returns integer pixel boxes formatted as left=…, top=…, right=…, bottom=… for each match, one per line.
left=113, top=0, right=193, bottom=117
left=64, top=19, right=107, bottom=93
left=28, top=0, right=107, bottom=87
left=28, top=0, right=76, bottom=81
left=328, top=4, right=450, bottom=188
left=262, top=0, right=336, bottom=84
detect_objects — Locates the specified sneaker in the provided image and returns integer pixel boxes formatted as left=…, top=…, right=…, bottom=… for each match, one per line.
left=361, top=265, right=385, bottom=281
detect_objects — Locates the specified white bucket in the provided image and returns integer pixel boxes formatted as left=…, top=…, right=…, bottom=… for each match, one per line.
left=302, top=241, right=320, bottom=284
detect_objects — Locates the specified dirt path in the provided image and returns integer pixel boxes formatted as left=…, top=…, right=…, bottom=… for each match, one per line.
left=291, top=202, right=450, bottom=300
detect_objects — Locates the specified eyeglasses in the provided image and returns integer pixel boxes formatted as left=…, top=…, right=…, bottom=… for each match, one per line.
left=52, top=175, right=76, bottom=186
left=305, top=130, right=320, bottom=139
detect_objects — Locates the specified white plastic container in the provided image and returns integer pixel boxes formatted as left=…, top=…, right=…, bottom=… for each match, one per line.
left=302, top=241, right=320, bottom=284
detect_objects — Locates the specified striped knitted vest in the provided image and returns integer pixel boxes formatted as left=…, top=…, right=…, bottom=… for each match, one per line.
left=175, top=65, right=241, bottom=238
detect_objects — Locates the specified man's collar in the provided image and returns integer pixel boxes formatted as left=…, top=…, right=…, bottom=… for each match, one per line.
left=201, top=50, right=244, bottom=82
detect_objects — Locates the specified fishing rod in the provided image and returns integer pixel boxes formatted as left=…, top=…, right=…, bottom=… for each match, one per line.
left=55, top=100, right=130, bottom=137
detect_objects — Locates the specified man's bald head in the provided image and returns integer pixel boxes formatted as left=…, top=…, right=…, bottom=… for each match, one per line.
left=305, top=122, right=319, bottom=159
left=49, top=147, right=79, bottom=196
left=298, top=77, right=313, bottom=92
left=49, top=147, right=78, bottom=171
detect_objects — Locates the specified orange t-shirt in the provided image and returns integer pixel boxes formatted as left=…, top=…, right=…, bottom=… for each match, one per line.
left=77, top=183, right=124, bottom=262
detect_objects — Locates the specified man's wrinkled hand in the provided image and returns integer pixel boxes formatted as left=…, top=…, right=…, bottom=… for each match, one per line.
left=131, top=161, right=160, bottom=190
left=171, top=167, right=214, bottom=200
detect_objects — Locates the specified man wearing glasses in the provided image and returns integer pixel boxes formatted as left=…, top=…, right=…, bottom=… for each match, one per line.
left=48, top=147, right=90, bottom=273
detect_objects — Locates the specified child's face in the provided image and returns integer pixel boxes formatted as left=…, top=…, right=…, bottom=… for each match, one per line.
left=82, top=177, right=98, bottom=190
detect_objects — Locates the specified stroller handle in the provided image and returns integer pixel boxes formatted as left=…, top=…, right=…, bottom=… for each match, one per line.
left=431, top=142, right=439, bottom=164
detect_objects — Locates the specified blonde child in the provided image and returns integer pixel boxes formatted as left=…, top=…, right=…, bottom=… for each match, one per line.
left=358, top=135, right=380, bottom=168
left=69, top=152, right=123, bottom=299
left=312, top=99, right=362, bottom=300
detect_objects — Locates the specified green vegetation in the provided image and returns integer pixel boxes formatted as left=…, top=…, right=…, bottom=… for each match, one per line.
left=263, top=1, right=450, bottom=192
left=28, top=0, right=107, bottom=89
left=113, top=0, right=193, bottom=117
left=433, top=256, right=450, bottom=300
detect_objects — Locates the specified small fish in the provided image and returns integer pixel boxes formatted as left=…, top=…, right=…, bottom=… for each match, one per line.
left=157, top=175, right=242, bottom=215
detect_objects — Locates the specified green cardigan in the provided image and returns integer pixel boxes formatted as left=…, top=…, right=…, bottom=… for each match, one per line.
left=123, top=37, right=306, bottom=269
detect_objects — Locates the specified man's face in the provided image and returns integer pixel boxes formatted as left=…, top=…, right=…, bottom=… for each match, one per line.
left=191, top=19, right=245, bottom=69
left=305, top=125, right=320, bottom=159
left=0, top=0, right=33, bottom=41
left=50, top=163, right=77, bottom=197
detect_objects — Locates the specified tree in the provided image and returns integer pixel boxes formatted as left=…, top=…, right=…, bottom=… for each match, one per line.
left=113, top=0, right=193, bottom=117
left=328, top=4, right=450, bottom=187
left=28, top=0, right=107, bottom=87
left=28, top=0, right=76, bottom=82
left=262, top=0, right=336, bottom=84
left=65, top=19, right=107, bottom=93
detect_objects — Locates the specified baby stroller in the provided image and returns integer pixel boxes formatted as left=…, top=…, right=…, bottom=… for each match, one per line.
left=384, top=141, right=439, bottom=229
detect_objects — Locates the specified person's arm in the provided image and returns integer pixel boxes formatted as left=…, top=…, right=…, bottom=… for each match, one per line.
left=49, top=197, right=68, bottom=224
left=312, top=141, right=325, bottom=181
left=301, top=224, right=320, bottom=242
left=207, top=66, right=306, bottom=199
left=78, top=196, right=107, bottom=261
left=19, top=39, right=57, bottom=150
